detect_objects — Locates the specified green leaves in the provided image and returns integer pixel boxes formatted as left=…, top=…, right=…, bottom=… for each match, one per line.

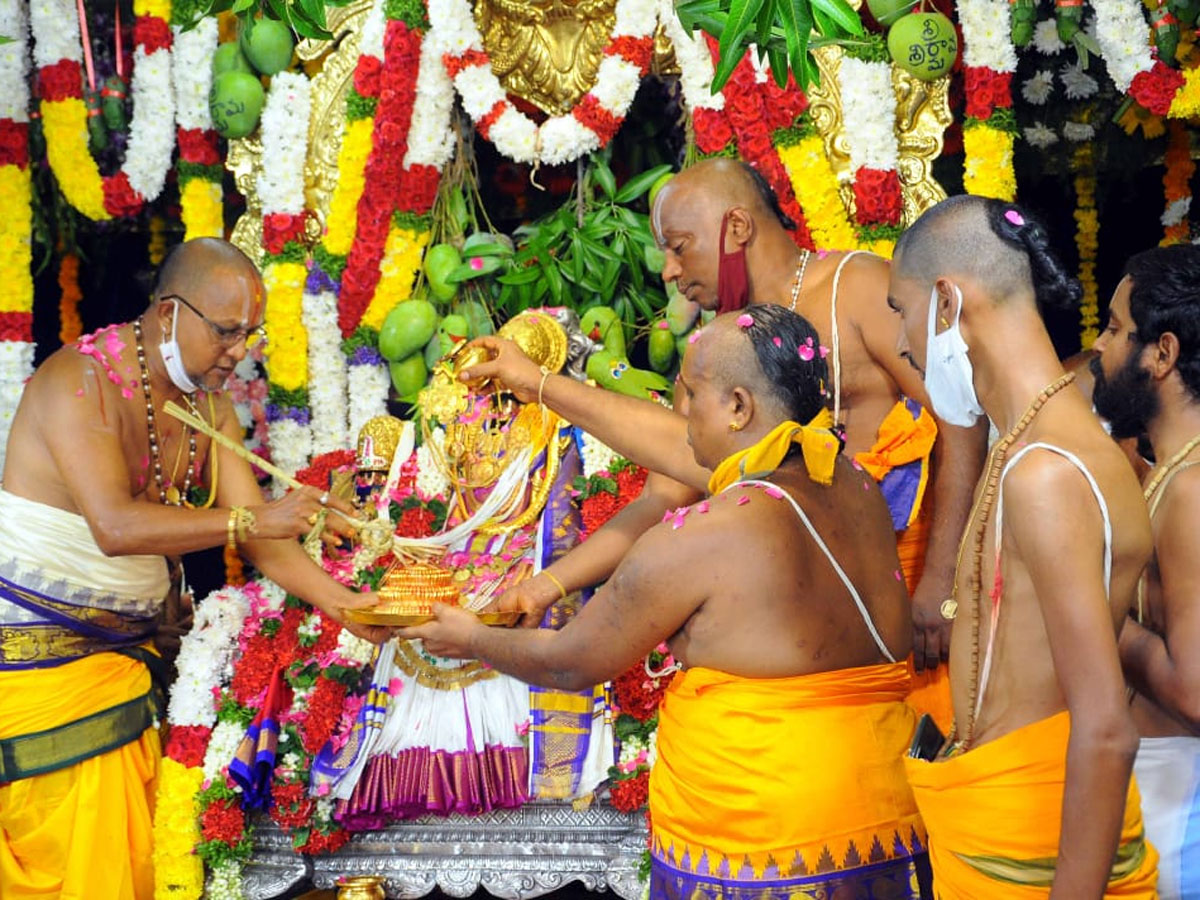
left=675, top=0, right=864, bottom=91
left=176, top=0, right=336, bottom=40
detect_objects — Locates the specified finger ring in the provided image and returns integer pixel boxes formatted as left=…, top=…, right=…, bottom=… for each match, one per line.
left=319, top=492, right=329, bottom=506
left=307, top=512, right=319, bottom=526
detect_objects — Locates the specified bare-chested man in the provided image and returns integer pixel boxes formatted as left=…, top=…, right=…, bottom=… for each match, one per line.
left=889, top=196, right=1158, bottom=898
left=0, top=239, right=385, bottom=900
left=464, top=159, right=985, bottom=726
left=1092, top=244, right=1200, bottom=899
left=404, top=306, right=930, bottom=900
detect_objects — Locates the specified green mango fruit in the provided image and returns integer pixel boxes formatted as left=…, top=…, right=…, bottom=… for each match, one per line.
left=208, top=71, right=265, bottom=139
left=648, top=321, right=676, bottom=374
left=423, top=243, right=462, bottom=303
left=212, top=41, right=254, bottom=78
left=866, top=0, right=919, bottom=27
left=665, top=283, right=701, bottom=336
left=389, top=355, right=429, bottom=400
left=648, top=171, right=674, bottom=210
left=240, top=17, right=294, bottom=76
left=379, top=298, right=439, bottom=362
left=887, top=12, right=958, bottom=81
left=452, top=300, right=494, bottom=338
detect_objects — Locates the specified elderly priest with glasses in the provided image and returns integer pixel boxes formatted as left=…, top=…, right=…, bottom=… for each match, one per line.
left=0, top=238, right=390, bottom=900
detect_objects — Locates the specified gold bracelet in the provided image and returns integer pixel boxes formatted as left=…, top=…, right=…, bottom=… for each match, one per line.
left=230, top=506, right=257, bottom=545
left=542, top=569, right=568, bottom=602
left=226, top=508, right=239, bottom=550
left=537, top=366, right=552, bottom=407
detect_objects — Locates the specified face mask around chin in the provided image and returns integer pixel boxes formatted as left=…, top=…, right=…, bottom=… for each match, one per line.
left=158, top=301, right=200, bottom=394
left=922, top=284, right=984, bottom=428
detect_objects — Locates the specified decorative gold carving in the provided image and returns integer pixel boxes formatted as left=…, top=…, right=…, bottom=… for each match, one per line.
left=808, top=45, right=950, bottom=228
left=475, top=0, right=618, bottom=116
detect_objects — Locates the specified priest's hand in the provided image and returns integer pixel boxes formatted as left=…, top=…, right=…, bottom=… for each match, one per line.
left=491, top=573, right=562, bottom=628
left=397, top=603, right=483, bottom=659
left=456, top=336, right=544, bottom=404
left=322, top=589, right=393, bottom=644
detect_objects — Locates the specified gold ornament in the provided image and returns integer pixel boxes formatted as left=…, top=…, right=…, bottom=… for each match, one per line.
left=357, top=415, right=407, bottom=472
left=378, top=561, right=462, bottom=614
left=418, top=363, right=472, bottom=423
left=498, top=311, right=569, bottom=375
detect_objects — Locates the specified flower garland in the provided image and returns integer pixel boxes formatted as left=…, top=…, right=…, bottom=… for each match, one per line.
left=0, top=0, right=34, bottom=478
left=258, top=71, right=314, bottom=485
left=775, top=122, right=864, bottom=253
left=837, top=54, right=903, bottom=249
left=173, top=15, right=223, bottom=240
left=1092, top=0, right=1155, bottom=92
left=958, top=0, right=1019, bottom=200
left=1160, top=120, right=1193, bottom=245
left=656, top=0, right=727, bottom=153
left=32, top=0, right=176, bottom=221
left=433, top=0, right=656, bottom=166
left=58, top=250, right=83, bottom=343
left=1073, top=144, right=1100, bottom=348
left=303, top=271, right=349, bottom=455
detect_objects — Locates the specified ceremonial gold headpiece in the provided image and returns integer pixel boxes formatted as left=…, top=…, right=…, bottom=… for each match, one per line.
left=356, top=415, right=406, bottom=472
left=454, top=310, right=569, bottom=389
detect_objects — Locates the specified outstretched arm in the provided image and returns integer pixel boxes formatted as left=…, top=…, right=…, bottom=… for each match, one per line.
left=401, top=519, right=708, bottom=689
left=459, top=337, right=712, bottom=490
left=1007, top=456, right=1140, bottom=900
left=1120, top=471, right=1200, bottom=732
left=856, top=257, right=987, bottom=669
left=498, top=471, right=703, bottom=626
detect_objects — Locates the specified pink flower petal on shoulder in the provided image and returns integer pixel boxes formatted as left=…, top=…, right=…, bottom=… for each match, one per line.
left=736, top=314, right=754, bottom=329
left=695, top=500, right=710, bottom=514
left=762, top=485, right=784, bottom=499
left=736, top=495, right=750, bottom=506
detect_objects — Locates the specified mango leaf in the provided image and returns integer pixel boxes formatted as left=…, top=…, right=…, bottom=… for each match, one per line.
left=496, top=268, right=543, bottom=286
left=232, top=0, right=255, bottom=13
left=810, top=0, right=864, bottom=35
left=755, top=0, right=775, bottom=60
left=593, top=160, right=617, bottom=199
left=297, top=0, right=328, bottom=28
left=445, top=256, right=503, bottom=283
left=711, top=36, right=747, bottom=92
left=768, top=44, right=789, bottom=88
left=717, top=0, right=768, bottom=62
left=612, top=163, right=672, bottom=203
left=780, top=0, right=812, bottom=69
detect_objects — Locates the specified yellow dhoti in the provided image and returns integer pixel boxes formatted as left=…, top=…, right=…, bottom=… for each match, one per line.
left=855, top=399, right=953, bottom=732
left=0, top=489, right=167, bottom=900
left=905, top=711, right=1159, bottom=898
left=650, top=661, right=928, bottom=900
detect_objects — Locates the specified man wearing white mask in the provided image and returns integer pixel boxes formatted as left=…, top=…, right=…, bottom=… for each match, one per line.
left=887, top=196, right=1159, bottom=899
left=0, top=238, right=388, bottom=900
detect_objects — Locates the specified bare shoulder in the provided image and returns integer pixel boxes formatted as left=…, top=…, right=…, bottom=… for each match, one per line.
left=831, top=251, right=890, bottom=306
left=1155, top=464, right=1200, bottom=532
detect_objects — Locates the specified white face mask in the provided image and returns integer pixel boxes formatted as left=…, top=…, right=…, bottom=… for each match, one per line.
left=923, top=284, right=983, bottom=427
left=159, top=300, right=200, bottom=394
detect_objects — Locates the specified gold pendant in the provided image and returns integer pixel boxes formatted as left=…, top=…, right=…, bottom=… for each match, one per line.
left=940, top=598, right=958, bottom=621
left=165, top=485, right=181, bottom=506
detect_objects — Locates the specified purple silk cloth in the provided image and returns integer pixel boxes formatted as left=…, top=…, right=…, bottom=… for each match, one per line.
left=230, top=665, right=291, bottom=810
left=335, top=744, right=529, bottom=829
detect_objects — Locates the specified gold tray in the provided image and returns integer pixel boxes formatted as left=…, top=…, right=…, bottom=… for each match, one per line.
left=345, top=608, right=522, bottom=627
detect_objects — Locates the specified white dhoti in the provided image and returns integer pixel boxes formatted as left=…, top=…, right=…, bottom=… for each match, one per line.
left=1134, top=735, right=1200, bottom=899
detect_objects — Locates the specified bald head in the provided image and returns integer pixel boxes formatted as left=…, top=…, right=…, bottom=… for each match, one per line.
left=893, top=195, right=1080, bottom=310
left=654, top=158, right=795, bottom=239
left=151, top=238, right=262, bottom=305
left=691, top=306, right=828, bottom=425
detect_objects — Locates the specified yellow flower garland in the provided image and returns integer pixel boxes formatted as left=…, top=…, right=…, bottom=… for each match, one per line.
left=1160, top=121, right=1194, bottom=246
left=323, top=118, right=374, bottom=257
left=360, top=224, right=431, bottom=330
left=0, top=164, right=33, bottom=316
left=263, top=260, right=309, bottom=392
left=962, top=123, right=1016, bottom=201
left=41, top=98, right=109, bottom=221
left=152, top=758, right=205, bottom=900
left=1168, top=66, right=1200, bottom=119
left=777, top=137, right=860, bottom=252
left=180, top=177, right=224, bottom=241
left=1073, top=145, right=1100, bottom=349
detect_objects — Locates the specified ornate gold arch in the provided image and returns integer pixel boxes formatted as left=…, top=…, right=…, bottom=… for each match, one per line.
left=227, top=3, right=949, bottom=265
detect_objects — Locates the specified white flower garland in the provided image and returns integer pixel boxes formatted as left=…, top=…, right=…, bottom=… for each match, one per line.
left=1033, top=18, right=1066, bottom=54
left=28, top=0, right=79, bottom=71
left=0, top=327, right=33, bottom=478
left=1063, top=120, right=1096, bottom=141
left=1091, top=0, right=1153, bottom=92
left=1023, top=122, right=1060, bottom=148
left=1060, top=62, right=1099, bottom=99
left=257, top=71, right=311, bottom=216
left=0, top=2, right=30, bottom=122
left=172, top=17, right=218, bottom=131
left=268, top=418, right=313, bottom=489
left=205, top=860, right=245, bottom=900
left=302, top=287, right=349, bottom=455
left=580, top=431, right=620, bottom=478
left=837, top=57, right=900, bottom=175
left=430, top=0, right=656, bottom=165
left=347, top=359, right=390, bottom=443
left=655, top=0, right=723, bottom=113
left=402, top=23, right=457, bottom=170
left=1021, top=69, right=1055, bottom=105
left=201, top=719, right=245, bottom=783
left=168, top=585, right=254, bottom=729
left=415, top=427, right=450, bottom=499
left=956, top=0, right=1018, bottom=73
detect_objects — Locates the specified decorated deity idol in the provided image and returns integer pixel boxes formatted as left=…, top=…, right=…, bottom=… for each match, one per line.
left=312, top=309, right=614, bottom=826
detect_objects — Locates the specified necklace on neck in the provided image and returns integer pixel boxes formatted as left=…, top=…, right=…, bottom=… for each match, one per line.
left=1143, top=431, right=1200, bottom=503
left=134, top=317, right=196, bottom=506
left=787, top=249, right=812, bottom=313
left=946, top=369, right=1076, bottom=751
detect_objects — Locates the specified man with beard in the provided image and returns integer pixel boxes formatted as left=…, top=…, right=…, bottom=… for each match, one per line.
left=0, top=238, right=387, bottom=899
left=463, top=158, right=986, bottom=729
left=1093, top=244, right=1200, bottom=900
left=889, top=196, right=1157, bottom=898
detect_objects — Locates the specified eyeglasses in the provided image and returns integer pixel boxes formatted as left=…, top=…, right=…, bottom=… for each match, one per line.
left=165, top=294, right=267, bottom=349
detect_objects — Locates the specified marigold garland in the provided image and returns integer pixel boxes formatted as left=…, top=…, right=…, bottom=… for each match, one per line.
left=57, top=251, right=83, bottom=344
left=1073, top=145, right=1100, bottom=348
left=963, top=117, right=1018, bottom=201
left=173, top=15, right=223, bottom=240
left=360, top=220, right=432, bottom=330
left=152, top=757, right=206, bottom=899
left=775, top=128, right=861, bottom=252
left=1160, top=121, right=1194, bottom=245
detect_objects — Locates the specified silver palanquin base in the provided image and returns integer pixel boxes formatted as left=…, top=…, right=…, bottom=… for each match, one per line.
left=241, top=802, right=648, bottom=900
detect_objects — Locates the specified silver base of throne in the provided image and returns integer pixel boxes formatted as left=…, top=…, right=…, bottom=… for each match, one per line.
left=241, top=802, right=648, bottom=900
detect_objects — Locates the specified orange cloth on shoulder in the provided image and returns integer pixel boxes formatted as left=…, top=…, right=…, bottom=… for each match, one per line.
left=905, top=710, right=1159, bottom=898
left=0, top=652, right=160, bottom=900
